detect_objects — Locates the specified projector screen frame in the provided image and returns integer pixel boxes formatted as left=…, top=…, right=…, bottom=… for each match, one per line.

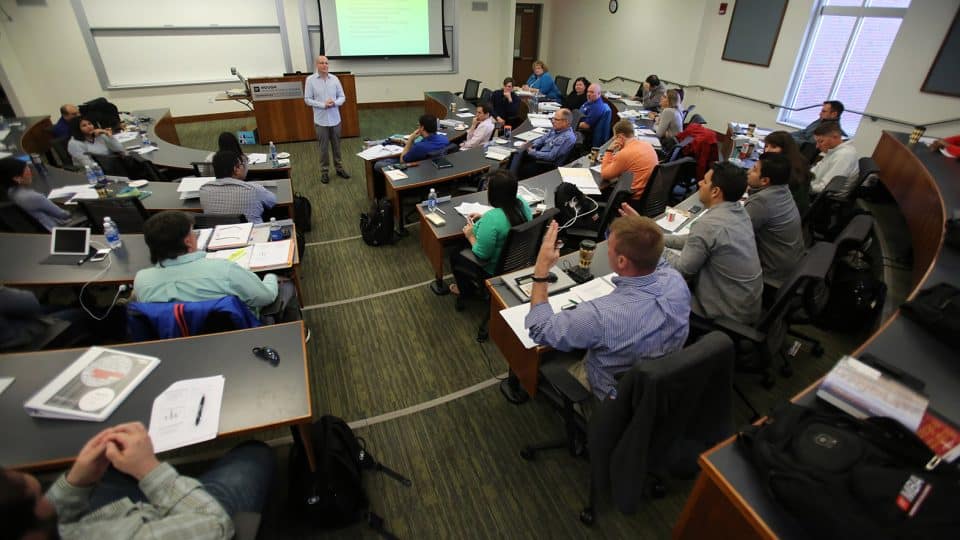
left=315, top=0, right=450, bottom=60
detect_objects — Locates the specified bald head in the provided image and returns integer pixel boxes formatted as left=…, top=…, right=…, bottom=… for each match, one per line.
left=587, top=83, right=601, bottom=102
left=59, top=104, right=79, bottom=121
left=315, top=55, right=330, bottom=75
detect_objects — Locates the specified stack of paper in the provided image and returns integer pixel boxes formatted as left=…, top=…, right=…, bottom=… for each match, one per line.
left=384, top=168, right=408, bottom=181
left=637, top=128, right=656, bottom=136
left=526, top=113, right=555, bottom=129
left=206, top=222, right=253, bottom=251
left=247, top=153, right=267, bottom=164
left=619, top=99, right=642, bottom=107
left=207, top=239, right=294, bottom=271
left=357, top=144, right=403, bottom=160
left=48, top=185, right=95, bottom=200
left=454, top=202, right=493, bottom=217
left=114, top=131, right=140, bottom=143
left=133, top=146, right=158, bottom=155
left=176, top=177, right=215, bottom=200
left=637, top=135, right=662, bottom=148
left=149, top=375, right=225, bottom=453
left=558, top=167, right=601, bottom=195
left=24, top=347, right=160, bottom=422
left=514, top=129, right=546, bottom=142
left=455, top=112, right=475, bottom=118
left=655, top=208, right=690, bottom=233
left=485, top=146, right=514, bottom=161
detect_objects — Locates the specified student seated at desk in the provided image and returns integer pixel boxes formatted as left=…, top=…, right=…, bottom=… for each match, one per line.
left=809, top=121, right=858, bottom=194
left=133, top=211, right=299, bottom=322
left=525, top=218, right=690, bottom=401
left=745, top=153, right=804, bottom=289
left=514, top=108, right=577, bottom=179
left=562, top=77, right=590, bottom=111
left=373, top=114, right=450, bottom=183
left=523, top=60, right=562, bottom=101
left=0, top=422, right=274, bottom=540
left=460, top=102, right=496, bottom=150
left=0, top=285, right=92, bottom=352
left=0, top=157, right=71, bottom=231
left=52, top=104, right=81, bottom=140
left=491, top=78, right=521, bottom=126
left=762, top=131, right=814, bottom=215
left=634, top=74, right=667, bottom=111
left=661, top=162, right=763, bottom=325
left=67, top=115, right=124, bottom=165
left=600, top=119, right=658, bottom=202
left=650, top=89, right=684, bottom=141
left=199, top=150, right=277, bottom=224
left=578, top=83, right=612, bottom=149
left=448, top=170, right=532, bottom=310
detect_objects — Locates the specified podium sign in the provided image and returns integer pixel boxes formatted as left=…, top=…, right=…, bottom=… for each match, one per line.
left=251, top=81, right=303, bottom=102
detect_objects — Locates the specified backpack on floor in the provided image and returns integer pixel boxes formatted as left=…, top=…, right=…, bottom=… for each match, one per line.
left=360, top=199, right=394, bottom=246
left=738, top=403, right=960, bottom=540
left=294, top=193, right=313, bottom=233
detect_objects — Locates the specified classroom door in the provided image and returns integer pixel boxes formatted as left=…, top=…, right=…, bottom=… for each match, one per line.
left=512, top=4, right=542, bottom=84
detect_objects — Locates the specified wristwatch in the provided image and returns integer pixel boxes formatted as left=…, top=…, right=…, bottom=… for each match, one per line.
left=531, top=273, right=558, bottom=283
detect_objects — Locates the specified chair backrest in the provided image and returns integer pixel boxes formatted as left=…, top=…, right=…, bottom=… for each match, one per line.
left=48, top=137, right=75, bottom=169
left=0, top=201, right=49, bottom=233
left=496, top=208, right=560, bottom=274
left=127, top=295, right=260, bottom=341
left=761, top=241, right=838, bottom=331
left=635, top=157, right=695, bottom=217
left=192, top=162, right=215, bottom=177
left=684, top=113, right=706, bottom=128
left=832, top=214, right=873, bottom=255
left=89, top=153, right=129, bottom=177
left=592, top=106, right=613, bottom=148
left=682, top=104, right=696, bottom=122
left=462, top=79, right=481, bottom=101
left=857, top=156, right=880, bottom=187
left=555, top=75, right=571, bottom=96
left=125, top=154, right=165, bottom=182
left=193, top=213, right=248, bottom=229
left=570, top=109, right=584, bottom=129
left=78, top=197, right=150, bottom=234
left=426, top=142, right=458, bottom=159
left=479, top=87, right=493, bottom=105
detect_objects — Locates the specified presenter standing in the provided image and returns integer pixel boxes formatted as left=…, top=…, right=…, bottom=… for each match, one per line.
left=305, top=55, right=350, bottom=184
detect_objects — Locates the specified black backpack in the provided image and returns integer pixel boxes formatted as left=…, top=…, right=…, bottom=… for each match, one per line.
left=360, top=199, right=395, bottom=246
left=739, top=403, right=960, bottom=540
left=293, top=193, right=313, bottom=233
left=289, top=416, right=410, bottom=537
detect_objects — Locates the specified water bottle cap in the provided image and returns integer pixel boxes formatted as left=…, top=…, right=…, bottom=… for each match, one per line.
left=270, top=217, right=276, bottom=222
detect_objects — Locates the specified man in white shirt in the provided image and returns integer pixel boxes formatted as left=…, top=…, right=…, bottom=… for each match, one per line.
left=304, top=55, right=349, bottom=184
left=810, top=121, right=858, bottom=194
left=460, top=102, right=495, bottom=150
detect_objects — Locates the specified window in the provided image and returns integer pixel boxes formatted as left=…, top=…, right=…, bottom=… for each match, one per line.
left=779, top=0, right=910, bottom=135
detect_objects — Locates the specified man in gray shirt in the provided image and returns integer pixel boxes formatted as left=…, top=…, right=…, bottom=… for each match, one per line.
left=745, top=153, right=804, bottom=289
left=664, top=162, right=763, bottom=324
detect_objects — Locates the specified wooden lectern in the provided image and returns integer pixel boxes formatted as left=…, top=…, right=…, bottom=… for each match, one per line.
left=248, top=73, right=359, bottom=143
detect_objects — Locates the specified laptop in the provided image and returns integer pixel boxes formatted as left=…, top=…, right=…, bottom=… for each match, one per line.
left=42, top=227, right=94, bottom=265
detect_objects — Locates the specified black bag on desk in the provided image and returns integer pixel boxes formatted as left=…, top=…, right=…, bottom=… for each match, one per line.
left=739, top=403, right=960, bottom=540
left=293, top=192, right=313, bottom=232
left=900, top=283, right=960, bottom=348
left=360, top=198, right=394, bottom=246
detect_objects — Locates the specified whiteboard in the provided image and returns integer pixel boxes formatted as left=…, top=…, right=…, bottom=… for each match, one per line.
left=95, top=32, right=287, bottom=87
left=303, top=0, right=457, bottom=75
left=81, top=0, right=279, bottom=27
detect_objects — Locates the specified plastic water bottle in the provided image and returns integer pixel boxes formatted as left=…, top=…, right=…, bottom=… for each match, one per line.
left=269, top=217, right=283, bottom=241
left=103, top=217, right=122, bottom=248
left=85, top=165, right=97, bottom=186
left=92, top=163, right=106, bottom=183
left=427, top=188, right=438, bottom=213
left=269, top=141, right=278, bottom=168
left=141, top=132, right=151, bottom=147
left=504, top=125, right=512, bottom=142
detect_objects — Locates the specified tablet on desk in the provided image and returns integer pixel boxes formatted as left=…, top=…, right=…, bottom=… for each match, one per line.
left=43, top=227, right=94, bottom=265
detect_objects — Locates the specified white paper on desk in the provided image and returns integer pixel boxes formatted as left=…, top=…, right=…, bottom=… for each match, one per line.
left=570, top=273, right=617, bottom=302
left=528, top=117, right=553, bottom=129
left=656, top=208, right=689, bottom=233
left=0, top=128, right=10, bottom=139
left=357, top=144, right=402, bottom=160
left=514, top=130, right=543, bottom=142
left=194, top=228, right=213, bottom=251
left=177, top=177, right=215, bottom=192
left=456, top=112, right=474, bottom=118
left=455, top=202, right=493, bottom=217
left=247, top=153, right=267, bottom=164
left=48, top=185, right=93, bottom=199
left=637, top=135, right=662, bottom=148
left=637, top=128, right=656, bottom=136
left=249, top=239, right=292, bottom=269
left=114, top=131, right=139, bottom=143
left=384, top=168, right=408, bottom=181
left=620, top=99, right=642, bottom=107
left=149, top=375, right=225, bottom=453
left=590, top=165, right=601, bottom=173
left=559, top=167, right=601, bottom=195
left=206, top=247, right=252, bottom=268
left=666, top=208, right=710, bottom=236
left=500, top=290, right=586, bottom=349
left=68, top=188, right=101, bottom=201
left=0, top=151, right=11, bottom=159
left=133, top=146, right=158, bottom=155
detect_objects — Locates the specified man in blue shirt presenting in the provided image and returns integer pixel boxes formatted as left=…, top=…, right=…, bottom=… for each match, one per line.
left=304, top=55, right=350, bottom=184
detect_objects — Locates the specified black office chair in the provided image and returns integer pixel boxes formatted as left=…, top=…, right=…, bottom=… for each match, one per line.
left=192, top=162, right=215, bottom=177
left=681, top=104, right=696, bottom=124
left=520, top=331, right=735, bottom=524
left=88, top=153, right=130, bottom=177
left=193, top=213, right=247, bottom=229
left=631, top=157, right=695, bottom=217
left=0, top=202, right=49, bottom=233
left=125, top=154, right=167, bottom=182
left=78, top=197, right=150, bottom=234
left=555, top=75, right=571, bottom=96
left=48, top=137, right=81, bottom=170
left=562, top=171, right=632, bottom=244
left=684, top=113, right=707, bottom=128
left=802, top=167, right=870, bottom=244
left=478, top=87, right=493, bottom=105
left=455, top=79, right=482, bottom=105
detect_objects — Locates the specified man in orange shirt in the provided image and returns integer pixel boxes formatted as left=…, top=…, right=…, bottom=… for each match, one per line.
left=600, top=119, right=658, bottom=202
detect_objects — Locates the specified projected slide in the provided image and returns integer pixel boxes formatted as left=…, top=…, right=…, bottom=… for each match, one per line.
left=319, top=0, right=446, bottom=57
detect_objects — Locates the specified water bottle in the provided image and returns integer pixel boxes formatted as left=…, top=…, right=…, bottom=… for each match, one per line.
left=504, top=125, right=512, bottom=142
left=92, top=163, right=106, bottom=183
left=427, top=188, right=438, bottom=213
left=141, top=132, right=151, bottom=147
left=269, top=141, right=278, bottom=168
left=85, top=165, right=97, bottom=186
left=30, top=154, right=48, bottom=177
left=103, top=217, right=122, bottom=249
left=269, top=217, right=283, bottom=241
left=449, top=101, right=456, bottom=117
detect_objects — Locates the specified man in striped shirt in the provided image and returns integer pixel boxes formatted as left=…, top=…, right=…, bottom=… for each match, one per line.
left=525, top=217, right=691, bottom=400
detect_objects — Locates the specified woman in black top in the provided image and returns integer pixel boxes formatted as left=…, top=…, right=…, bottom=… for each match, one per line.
left=562, top=77, right=591, bottom=111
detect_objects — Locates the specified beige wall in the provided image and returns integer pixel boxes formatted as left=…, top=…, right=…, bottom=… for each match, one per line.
left=0, top=0, right=513, bottom=118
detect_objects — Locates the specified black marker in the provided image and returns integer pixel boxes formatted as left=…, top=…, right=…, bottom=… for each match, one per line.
left=195, top=395, right=205, bottom=426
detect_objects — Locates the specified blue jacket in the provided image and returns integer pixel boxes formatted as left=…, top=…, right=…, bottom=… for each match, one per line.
left=580, top=99, right=613, bottom=148
left=127, top=295, right=260, bottom=340
left=526, top=72, right=562, bottom=101
left=402, top=133, right=450, bottom=162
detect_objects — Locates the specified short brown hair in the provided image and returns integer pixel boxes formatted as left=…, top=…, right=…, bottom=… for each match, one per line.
left=813, top=120, right=842, bottom=137
left=665, top=89, right=681, bottom=109
left=613, top=119, right=635, bottom=137
left=532, top=60, right=548, bottom=72
left=609, top=215, right=663, bottom=271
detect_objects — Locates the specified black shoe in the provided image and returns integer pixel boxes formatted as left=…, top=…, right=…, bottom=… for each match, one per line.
left=336, top=168, right=351, bottom=179
left=499, top=379, right=529, bottom=405
left=321, top=173, right=330, bottom=184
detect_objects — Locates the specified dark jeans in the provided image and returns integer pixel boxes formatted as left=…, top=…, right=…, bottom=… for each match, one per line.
left=260, top=280, right=301, bottom=324
left=89, top=441, right=275, bottom=517
left=450, top=250, right=491, bottom=299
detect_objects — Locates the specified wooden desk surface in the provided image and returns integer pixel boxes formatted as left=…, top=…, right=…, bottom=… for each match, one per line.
left=0, top=321, right=311, bottom=471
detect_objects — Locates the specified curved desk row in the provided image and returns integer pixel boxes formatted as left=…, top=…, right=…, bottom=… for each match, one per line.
left=673, top=132, right=960, bottom=539
left=19, top=110, right=292, bottom=180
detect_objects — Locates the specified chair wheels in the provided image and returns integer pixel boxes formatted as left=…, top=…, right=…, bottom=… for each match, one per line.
left=520, top=447, right=536, bottom=461
left=579, top=507, right=595, bottom=526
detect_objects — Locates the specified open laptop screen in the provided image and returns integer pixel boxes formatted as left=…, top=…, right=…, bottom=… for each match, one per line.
left=50, top=227, right=91, bottom=256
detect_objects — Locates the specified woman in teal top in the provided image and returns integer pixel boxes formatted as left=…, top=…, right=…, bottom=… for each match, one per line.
left=449, top=170, right=532, bottom=310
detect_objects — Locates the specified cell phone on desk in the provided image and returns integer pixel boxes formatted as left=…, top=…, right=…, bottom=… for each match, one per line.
left=90, top=249, right=110, bottom=262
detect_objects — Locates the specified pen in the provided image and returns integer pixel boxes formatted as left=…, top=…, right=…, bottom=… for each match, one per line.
left=435, top=208, right=446, bottom=215
left=195, top=395, right=205, bottom=426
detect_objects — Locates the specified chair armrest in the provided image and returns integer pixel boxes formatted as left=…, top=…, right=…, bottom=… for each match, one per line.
left=540, top=361, right=593, bottom=403
left=458, top=248, right=487, bottom=267
left=711, top=316, right=766, bottom=344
